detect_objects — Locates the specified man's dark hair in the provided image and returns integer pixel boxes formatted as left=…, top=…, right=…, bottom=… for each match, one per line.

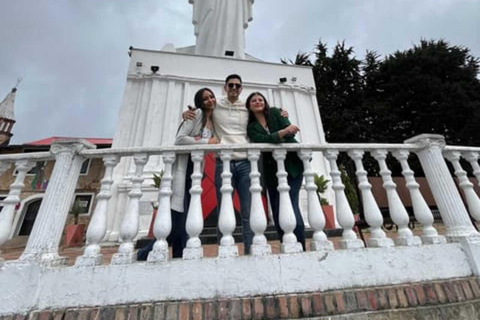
left=225, top=74, right=242, bottom=84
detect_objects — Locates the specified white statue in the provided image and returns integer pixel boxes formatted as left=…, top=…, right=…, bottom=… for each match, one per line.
left=189, top=0, right=254, bottom=59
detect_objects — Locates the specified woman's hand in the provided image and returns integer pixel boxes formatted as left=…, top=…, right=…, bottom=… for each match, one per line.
left=279, top=124, right=300, bottom=138
left=208, top=136, right=219, bottom=144
left=182, top=106, right=197, bottom=121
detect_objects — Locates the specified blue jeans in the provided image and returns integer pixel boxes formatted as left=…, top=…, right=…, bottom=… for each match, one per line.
left=215, top=159, right=253, bottom=254
left=267, top=173, right=306, bottom=250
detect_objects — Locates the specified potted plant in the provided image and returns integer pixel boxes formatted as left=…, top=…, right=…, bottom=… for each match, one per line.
left=64, top=200, right=87, bottom=247
left=314, top=174, right=335, bottom=229
left=147, top=171, right=163, bottom=238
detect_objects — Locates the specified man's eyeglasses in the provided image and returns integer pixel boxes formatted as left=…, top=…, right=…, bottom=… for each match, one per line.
left=227, top=83, right=242, bottom=89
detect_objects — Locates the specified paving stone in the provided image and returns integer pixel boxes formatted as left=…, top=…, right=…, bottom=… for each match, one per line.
left=367, top=290, right=377, bottom=311
left=150, top=304, right=164, bottom=320
left=64, top=310, right=77, bottom=320
left=140, top=304, right=153, bottom=320
left=312, top=293, right=325, bottom=316
left=434, top=283, right=447, bottom=304
left=166, top=303, right=179, bottom=320
left=460, top=281, right=474, bottom=300
left=344, top=291, right=357, bottom=312
left=128, top=306, right=140, bottom=320
left=299, top=294, right=312, bottom=317
left=29, top=312, right=39, bottom=320
left=396, top=288, right=409, bottom=308
left=333, top=292, right=345, bottom=314
left=404, top=286, right=418, bottom=306
left=324, top=294, right=336, bottom=315
left=264, top=296, right=277, bottom=319
left=217, top=300, right=228, bottom=320
left=252, top=297, right=264, bottom=320
left=2, top=316, right=14, bottom=320
left=469, top=278, right=480, bottom=298
left=110, top=307, right=126, bottom=320
left=241, top=298, right=251, bottom=320
left=413, top=285, right=426, bottom=306
left=191, top=302, right=202, bottom=320
left=98, top=308, right=115, bottom=320
left=178, top=303, right=190, bottom=320
left=228, top=299, right=241, bottom=320
left=424, top=284, right=438, bottom=305
left=77, top=309, right=91, bottom=320
left=277, top=295, right=289, bottom=319
left=89, top=309, right=99, bottom=320
left=387, top=288, right=398, bottom=309
left=38, top=311, right=52, bottom=320
left=203, top=301, right=216, bottom=320
left=453, top=281, right=466, bottom=302
left=356, top=291, right=368, bottom=311
left=288, top=295, right=299, bottom=319
left=443, top=282, right=458, bottom=303
left=376, top=289, right=388, bottom=310
left=52, top=310, right=66, bottom=320
left=14, top=315, right=27, bottom=320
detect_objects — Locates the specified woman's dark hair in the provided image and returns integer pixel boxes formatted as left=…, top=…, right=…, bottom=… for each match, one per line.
left=194, top=88, right=216, bottom=129
left=246, top=92, right=271, bottom=125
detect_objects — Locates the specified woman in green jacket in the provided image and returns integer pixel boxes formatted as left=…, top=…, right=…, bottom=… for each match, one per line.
left=246, top=92, right=306, bottom=250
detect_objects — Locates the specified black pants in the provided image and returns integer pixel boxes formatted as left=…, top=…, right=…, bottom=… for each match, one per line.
left=137, top=157, right=192, bottom=260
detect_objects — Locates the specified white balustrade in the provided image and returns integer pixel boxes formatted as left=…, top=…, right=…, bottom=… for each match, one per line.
left=217, top=150, right=239, bottom=258
left=406, top=134, right=479, bottom=241
left=393, top=150, right=446, bottom=244
left=19, top=140, right=95, bottom=266
left=372, top=150, right=421, bottom=246
left=111, top=153, right=149, bottom=265
left=323, top=150, right=364, bottom=249
left=248, top=149, right=271, bottom=256
left=183, top=150, right=204, bottom=260
left=299, top=149, right=333, bottom=251
left=148, top=152, right=176, bottom=262
left=464, top=152, right=480, bottom=185
left=273, top=149, right=303, bottom=254
left=445, top=151, right=480, bottom=221
left=0, top=160, right=31, bottom=265
left=348, top=149, right=394, bottom=248
left=76, top=155, right=119, bottom=267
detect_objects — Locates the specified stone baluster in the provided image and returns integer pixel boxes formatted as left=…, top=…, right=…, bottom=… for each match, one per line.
left=405, top=134, right=479, bottom=241
left=183, top=150, right=204, bottom=260
left=217, top=150, right=239, bottom=258
left=273, top=149, right=303, bottom=253
left=76, top=155, right=119, bottom=266
left=393, top=150, right=446, bottom=244
left=372, top=150, right=421, bottom=246
left=299, top=149, right=333, bottom=251
left=19, top=140, right=95, bottom=265
left=323, top=150, right=364, bottom=249
left=464, top=152, right=480, bottom=185
left=248, top=150, right=271, bottom=256
left=111, top=153, right=148, bottom=265
left=147, top=152, right=175, bottom=262
left=444, top=151, right=480, bottom=221
left=0, top=161, right=31, bottom=266
left=348, top=150, right=394, bottom=248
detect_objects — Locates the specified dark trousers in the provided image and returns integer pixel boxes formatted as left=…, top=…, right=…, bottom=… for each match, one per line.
left=267, top=174, right=306, bottom=250
left=137, top=157, right=192, bottom=260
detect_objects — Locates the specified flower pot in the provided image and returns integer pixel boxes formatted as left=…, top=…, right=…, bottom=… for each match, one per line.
left=322, top=205, right=335, bottom=229
left=64, top=224, right=86, bottom=247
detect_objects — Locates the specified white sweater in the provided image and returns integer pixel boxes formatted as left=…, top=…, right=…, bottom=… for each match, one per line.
left=212, top=97, right=249, bottom=160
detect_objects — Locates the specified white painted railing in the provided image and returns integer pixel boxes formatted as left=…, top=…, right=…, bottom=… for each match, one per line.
left=1, top=134, right=479, bottom=267
left=1, top=135, right=480, bottom=315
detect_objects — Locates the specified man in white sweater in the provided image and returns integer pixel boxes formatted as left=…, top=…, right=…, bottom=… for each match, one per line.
left=184, top=74, right=253, bottom=254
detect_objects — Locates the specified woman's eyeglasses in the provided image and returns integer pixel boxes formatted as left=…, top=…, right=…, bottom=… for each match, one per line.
left=227, top=83, right=242, bottom=89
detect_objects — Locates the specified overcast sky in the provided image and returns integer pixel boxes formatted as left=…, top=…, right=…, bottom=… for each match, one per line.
left=0, top=0, right=478, bottom=144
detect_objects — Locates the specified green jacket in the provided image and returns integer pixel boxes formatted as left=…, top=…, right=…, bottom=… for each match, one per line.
left=247, top=107, right=304, bottom=189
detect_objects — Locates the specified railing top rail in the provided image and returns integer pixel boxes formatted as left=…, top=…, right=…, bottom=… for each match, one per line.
left=79, top=142, right=422, bottom=158
left=0, top=151, right=53, bottom=162
left=444, top=145, right=480, bottom=153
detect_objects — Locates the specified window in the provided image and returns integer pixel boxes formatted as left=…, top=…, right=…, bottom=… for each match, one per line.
left=79, top=159, right=91, bottom=175
left=72, top=194, right=94, bottom=215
